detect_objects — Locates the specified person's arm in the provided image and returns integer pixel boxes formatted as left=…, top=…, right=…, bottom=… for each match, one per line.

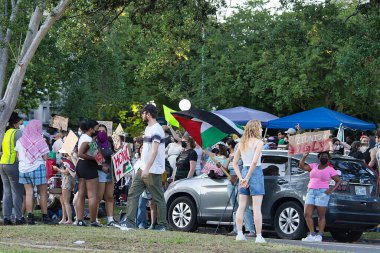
left=42, top=154, right=48, bottom=161
left=325, top=175, right=342, bottom=195
left=341, top=142, right=351, bottom=150
left=167, top=125, right=181, bottom=143
left=203, top=149, right=215, bottom=158
left=369, top=148, right=377, bottom=168
left=78, top=142, right=95, bottom=160
left=233, top=147, right=243, bottom=182
left=187, top=160, right=196, bottom=178
left=299, top=153, right=312, bottom=172
left=141, top=141, right=159, bottom=178
left=244, top=141, right=264, bottom=181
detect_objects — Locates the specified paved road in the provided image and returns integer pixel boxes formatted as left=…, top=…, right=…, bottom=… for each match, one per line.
left=198, top=227, right=380, bottom=253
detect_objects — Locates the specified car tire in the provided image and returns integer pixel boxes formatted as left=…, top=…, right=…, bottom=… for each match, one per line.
left=274, top=201, right=307, bottom=240
left=168, top=196, right=198, bottom=232
left=330, top=229, right=363, bottom=243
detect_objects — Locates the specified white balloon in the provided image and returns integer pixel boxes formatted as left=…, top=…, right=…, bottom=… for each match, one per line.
left=179, top=99, right=191, bottom=111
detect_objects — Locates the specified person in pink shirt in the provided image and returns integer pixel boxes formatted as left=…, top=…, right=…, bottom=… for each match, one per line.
left=299, top=152, right=341, bottom=242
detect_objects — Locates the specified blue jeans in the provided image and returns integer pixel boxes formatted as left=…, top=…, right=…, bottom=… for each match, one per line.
left=227, top=182, right=255, bottom=233
left=136, top=195, right=149, bottom=228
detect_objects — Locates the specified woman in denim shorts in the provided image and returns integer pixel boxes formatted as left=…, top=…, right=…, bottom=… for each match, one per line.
left=299, top=152, right=341, bottom=242
left=233, top=120, right=266, bottom=243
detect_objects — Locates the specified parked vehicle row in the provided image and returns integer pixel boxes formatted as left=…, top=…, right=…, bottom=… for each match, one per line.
left=164, top=150, right=380, bottom=242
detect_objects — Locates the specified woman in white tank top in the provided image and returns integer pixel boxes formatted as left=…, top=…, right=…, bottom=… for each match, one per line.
left=233, top=120, right=266, bottom=243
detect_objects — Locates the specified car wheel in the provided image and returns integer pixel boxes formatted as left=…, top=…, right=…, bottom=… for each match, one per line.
left=274, top=201, right=307, bottom=240
left=330, top=229, right=363, bottom=243
left=168, top=196, right=197, bottom=232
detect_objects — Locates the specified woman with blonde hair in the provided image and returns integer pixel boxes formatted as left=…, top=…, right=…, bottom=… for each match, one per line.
left=233, top=120, right=266, bottom=243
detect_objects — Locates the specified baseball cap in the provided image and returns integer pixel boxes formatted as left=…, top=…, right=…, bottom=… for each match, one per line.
left=139, top=104, right=157, bottom=116
left=285, top=128, right=296, bottom=135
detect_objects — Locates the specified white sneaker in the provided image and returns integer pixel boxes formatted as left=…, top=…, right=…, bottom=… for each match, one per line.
left=302, top=234, right=316, bottom=242
left=236, top=234, right=247, bottom=241
left=314, top=235, right=322, bottom=242
left=255, top=235, right=267, bottom=243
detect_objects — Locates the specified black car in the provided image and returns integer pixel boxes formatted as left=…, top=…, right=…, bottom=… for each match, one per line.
left=164, top=150, right=380, bottom=242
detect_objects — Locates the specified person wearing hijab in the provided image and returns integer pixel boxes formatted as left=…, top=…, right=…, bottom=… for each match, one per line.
left=15, top=119, right=51, bottom=225
left=0, top=112, right=25, bottom=225
left=96, top=124, right=117, bottom=226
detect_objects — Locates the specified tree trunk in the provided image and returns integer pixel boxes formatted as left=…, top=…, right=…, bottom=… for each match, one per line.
left=0, top=0, right=71, bottom=143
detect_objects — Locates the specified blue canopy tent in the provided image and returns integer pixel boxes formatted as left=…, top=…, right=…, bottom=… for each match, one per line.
left=267, top=107, right=376, bottom=130
left=214, top=106, right=278, bottom=126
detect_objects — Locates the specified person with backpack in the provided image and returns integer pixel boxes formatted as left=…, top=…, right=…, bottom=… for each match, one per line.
left=0, top=112, right=25, bottom=225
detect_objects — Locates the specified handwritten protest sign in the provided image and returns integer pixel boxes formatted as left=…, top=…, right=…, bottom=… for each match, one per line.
left=51, top=116, right=69, bottom=131
left=112, top=144, right=133, bottom=182
left=97, top=121, right=113, bottom=136
left=288, top=130, right=330, bottom=155
left=112, top=124, right=124, bottom=150
left=61, top=130, right=78, bottom=155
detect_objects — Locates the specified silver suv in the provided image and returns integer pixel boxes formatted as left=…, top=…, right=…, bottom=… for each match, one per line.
left=164, top=150, right=380, bottom=242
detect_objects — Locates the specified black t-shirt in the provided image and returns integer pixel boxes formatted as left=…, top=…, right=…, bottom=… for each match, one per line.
left=362, top=148, right=371, bottom=164
left=175, top=149, right=198, bottom=180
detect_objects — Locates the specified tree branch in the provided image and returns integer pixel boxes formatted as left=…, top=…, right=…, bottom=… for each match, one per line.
left=19, top=5, right=43, bottom=61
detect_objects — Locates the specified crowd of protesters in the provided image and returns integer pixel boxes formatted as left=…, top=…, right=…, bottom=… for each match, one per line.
left=0, top=105, right=379, bottom=244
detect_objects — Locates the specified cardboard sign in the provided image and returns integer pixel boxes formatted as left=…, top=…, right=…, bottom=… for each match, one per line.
left=51, top=116, right=69, bottom=131
left=97, top=121, right=113, bottom=136
left=288, top=130, right=330, bottom=155
left=61, top=130, right=78, bottom=155
left=112, top=124, right=124, bottom=150
left=112, top=144, right=133, bottom=182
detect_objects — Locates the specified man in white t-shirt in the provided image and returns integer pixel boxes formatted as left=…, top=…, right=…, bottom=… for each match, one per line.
left=120, top=104, right=168, bottom=230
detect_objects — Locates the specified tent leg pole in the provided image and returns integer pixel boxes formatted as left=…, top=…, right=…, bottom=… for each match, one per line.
left=263, top=128, right=268, bottom=139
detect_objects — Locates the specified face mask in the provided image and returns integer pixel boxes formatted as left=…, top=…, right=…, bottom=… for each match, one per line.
left=359, top=146, right=367, bottom=153
left=320, top=158, right=328, bottom=165
left=19, top=124, right=25, bottom=131
left=181, top=141, right=187, bottom=148
left=92, top=130, right=99, bottom=137
left=134, top=153, right=139, bottom=159
left=334, top=144, right=341, bottom=150
left=78, top=130, right=82, bottom=136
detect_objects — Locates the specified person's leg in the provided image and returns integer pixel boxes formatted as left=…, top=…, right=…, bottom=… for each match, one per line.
left=149, top=200, right=157, bottom=227
left=125, top=170, right=146, bottom=225
left=137, top=195, right=148, bottom=228
left=6, top=164, right=24, bottom=220
left=304, top=204, right=315, bottom=233
left=251, top=195, right=263, bottom=235
left=62, top=189, right=73, bottom=223
left=24, top=184, right=34, bottom=213
left=104, top=181, right=115, bottom=222
left=244, top=202, right=255, bottom=234
left=36, top=184, right=48, bottom=214
left=97, top=182, right=106, bottom=219
left=0, top=166, right=12, bottom=220
left=85, top=178, right=99, bottom=223
left=316, top=206, right=327, bottom=234
left=76, top=179, right=86, bottom=220
left=146, top=173, right=167, bottom=227
left=59, top=194, right=67, bottom=223
left=236, top=194, right=249, bottom=232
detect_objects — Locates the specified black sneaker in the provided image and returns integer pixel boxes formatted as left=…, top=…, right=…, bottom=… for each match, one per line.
left=42, top=214, right=55, bottom=225
left=107, top=220, right=118, bottom=227
left=15, top=217, right=26, bottom=225
left=90, top=221, right=102, bottom=227
left=77, top=220, right=87, bottom=226
left=3, top=218, right=13, bottom=225
left=118, top=220, right=135, bottom=229
left=154, top=225, right=167, bottom=231
left=27, top=213, right=36, bottom=225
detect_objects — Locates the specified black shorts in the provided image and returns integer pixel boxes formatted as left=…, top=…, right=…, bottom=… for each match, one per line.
left=76, top=159, right=99, bottom=180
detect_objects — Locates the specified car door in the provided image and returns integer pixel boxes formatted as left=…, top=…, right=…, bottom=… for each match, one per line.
left=261, top=155, right=291, bottom=222
left=199, top=177, right=231, bottom=222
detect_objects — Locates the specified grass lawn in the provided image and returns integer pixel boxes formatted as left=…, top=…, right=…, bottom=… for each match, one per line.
left=0, top=225, right=332, bottom=253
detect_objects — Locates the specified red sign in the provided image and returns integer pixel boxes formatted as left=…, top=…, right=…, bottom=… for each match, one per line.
left=288, top=130, right=330, bottom=155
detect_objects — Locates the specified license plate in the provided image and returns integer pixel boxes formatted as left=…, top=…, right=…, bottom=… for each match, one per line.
left=355, top=186, right=367, bottom=195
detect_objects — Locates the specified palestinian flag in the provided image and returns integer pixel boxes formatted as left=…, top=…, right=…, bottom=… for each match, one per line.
left=172, top=109, right=243, bottom=148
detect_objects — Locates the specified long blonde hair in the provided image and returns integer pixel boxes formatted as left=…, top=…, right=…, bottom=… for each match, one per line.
left=240, top=120, right=262, bottom=152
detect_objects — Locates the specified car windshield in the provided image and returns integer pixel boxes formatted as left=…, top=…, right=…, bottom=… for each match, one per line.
left=330, top=159, right=376, bottom=182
